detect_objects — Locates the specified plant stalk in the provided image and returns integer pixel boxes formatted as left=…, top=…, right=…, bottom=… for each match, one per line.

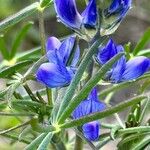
left=38, top=8, right=52, bottom=105
left=74, top=135, right=83, bottom=150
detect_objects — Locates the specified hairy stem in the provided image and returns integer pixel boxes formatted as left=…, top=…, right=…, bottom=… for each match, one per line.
left=38, top=8, right=52, bottom=105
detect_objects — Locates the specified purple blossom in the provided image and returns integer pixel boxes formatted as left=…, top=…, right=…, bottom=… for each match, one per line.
left=72, top=87, right=106, bottom=141
left=36, top=36, right=80, bottom=88
left=96, top=39, right=150, bottom=83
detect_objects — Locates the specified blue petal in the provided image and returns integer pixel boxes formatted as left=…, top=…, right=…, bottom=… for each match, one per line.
left=46, top=37, right=61, bottom=52
left=88, top=87, right=106, bottom=112
left=91, top=100, right=106, bottom=114
left=54, top=0, right=82, bottom=29
left=108, top=0, right=132, bottom=19
left=58, top=36, right=80, bottom=66
left=72, top=87, right=106, bottom=119
left=110, top=55, right=126, bottom=83
left=97, top=39, right=118, bottom=64
left=82, top=0, right=97, bottom=28
left=109, top=0, right=120, bottom=13
left=122, top=56, right=150, bottom=81
left=36, top=63, right=72, bottom=88
left=72, top=99, right=91, bottom=119
left=82, top=121, right=100, bottom=141
left=46, top=50, right=60, bottom=64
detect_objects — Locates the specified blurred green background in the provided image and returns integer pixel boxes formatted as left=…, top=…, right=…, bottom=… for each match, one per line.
left=0, top=0, right=150, bottom=149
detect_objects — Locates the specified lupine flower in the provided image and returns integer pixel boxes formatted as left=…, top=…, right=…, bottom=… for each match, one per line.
left=96, top=39, right=150, bottom=83
left=72, top=87, right=105, bottom=141
left=101, top=0, right=132, bottom=35
left=53, top=0, right=132, bottom=39
left=36, top=36, right=79, bottom=88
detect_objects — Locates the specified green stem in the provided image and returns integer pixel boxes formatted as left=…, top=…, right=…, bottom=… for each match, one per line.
left=47, top=88, right=52, bottom=105
left=1, top=133, right=30, bottom=144
left=38, top=8, right=52, bottom=105
left=61, top=95, right=146, bottom=129
left=0, top=112, right=35, bottom=117
left=38, top=9, right=46, bottom=55
left=74, top=135, right=83, bottom=150
left=56, top=36, right=107, bottom=121
left=0, top=121, right=30, bottom=135
left=23, top=83, right=39, bottom=101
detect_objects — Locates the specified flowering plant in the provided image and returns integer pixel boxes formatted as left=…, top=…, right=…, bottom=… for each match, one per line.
left=0, top=0, right=150, bottom=150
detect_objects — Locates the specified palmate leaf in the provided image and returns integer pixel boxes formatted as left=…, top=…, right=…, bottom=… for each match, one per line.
left=0, top=60, right=33, bottom=78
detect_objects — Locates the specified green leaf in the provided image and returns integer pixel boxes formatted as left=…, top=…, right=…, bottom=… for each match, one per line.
left=0, top=2, right=39, bottom=32
left=110, top=125, right=121, bottom=140
left=0, top=88, right=9, bottom=98
left=0, top=35, right=9, bottom=59
left=0, top=60, right=33, bottom=78
left=57, top=52, right=124, bottom=124
left=40, top=0, right=53, bottom=8
left=99, top=73, right=150, bottom=99
left=37, top=132, right=53, bottom=150
left=131, top=135, right=150, bottom=150
left=117, top=132, right=149, bottom=149
left=137, top=49, right=150, bottom=57
left=25, top=133, right=47, bottom=150
left=55, top=37, right=108, bottom=122
left=10, top=22, right=34, bottom=59
left=0, top=102, right=7, bottom=110
left=139, top=98, right=150, bottom=123
left=18, top=126, right=32, bottom=141
left=124, top=42, right=131, bottom=59
left=61, top=95, right=146, bottom=129
left=3, top=133, right=30, bottom=144
left=11, top=100, right=52, bottom=114
left=96, top=134, right=112, bottom=149
left=133, top=27, right=150, bottom=56
left=118, top=126, right=150, bottom=135
left=16, top=46, right=41, bottom=61
left=6, top=82, right=21, bottom=105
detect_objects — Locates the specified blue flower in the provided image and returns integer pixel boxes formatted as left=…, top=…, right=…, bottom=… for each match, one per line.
left=53, top=0, right=132, bottom=38
left=96, top=39, right=150, bottom=83
left=101, top=0, right=132, bottom=35
left=72, top=87, right=106, bottom=141
left=36, top=36, right=80, bottom=88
